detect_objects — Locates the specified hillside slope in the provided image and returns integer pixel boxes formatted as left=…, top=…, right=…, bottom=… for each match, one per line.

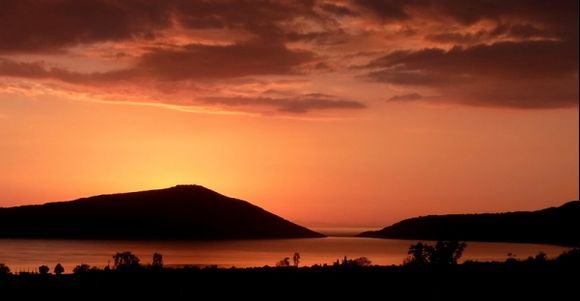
left=358, top=201, right=580, bottom=246
left=0, top=185, right=324, bottom=240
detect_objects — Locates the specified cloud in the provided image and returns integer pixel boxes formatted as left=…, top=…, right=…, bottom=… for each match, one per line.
left=0, top=0, right=578, bottom=112
left=0, top=37, right=315, bottom=82
left=349, top=0, right=579, bottom=108
left=0, top=57, right=366, bottom=114
left=362, top=39, right=579, bottom=108
left=388, top=93, right=423, bottom=102
left=134, top=40, right=315, bottom=80
left=351, top=0, right=578, bottom=45
left=319, top=3, right=359, bottom=17
left=352, top=0, right=410, bottom=21
left=426, top=0, right=578, bottom=32
left=0, top=0, right=172, bottom=52
left=366, top=40, right=577, bottom=78
left=424, top=23, right=548, bottom=45
left=352, top=0, right=578, bottom=29
left=201, top=93, right=366, bottom=113
left=0, top=58, right=130, bottom=84
left=0, top=0, right=331, bottom=53
left=0, top=58, right=85, bottom=82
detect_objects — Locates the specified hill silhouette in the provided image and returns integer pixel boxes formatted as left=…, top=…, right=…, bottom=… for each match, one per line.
left=0, top=185, right=324, bottom=240
left=358, top=201, right=580, bottom=246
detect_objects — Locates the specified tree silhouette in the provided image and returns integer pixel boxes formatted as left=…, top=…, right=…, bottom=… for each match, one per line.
left=429, top=241, right=467, bottom=265
left=73, top=264, right=91, bottom=274
left=405, top=241, right=467, bottom=266
left=292, top=252, right=301, bottom=267
left=38, top=265, right=50, bottom=275
left=152, top=253, right=163, bottom=268
left=0, top=263, right=10, bottom=275
left=113, top=252, right=141, bottom=269
left=54, top=263, right=65, bottom=275
left=405, top=242, right=433, bottom=266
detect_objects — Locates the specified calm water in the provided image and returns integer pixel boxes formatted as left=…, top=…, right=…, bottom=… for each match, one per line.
left=0, top=236, right=570, bottom=273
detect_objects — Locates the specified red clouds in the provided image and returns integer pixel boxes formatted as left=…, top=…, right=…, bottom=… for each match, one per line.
left=354, top=0, right=579, bottom=108
left=0, top=0, right=171, bottom=52
left=0, top=0, right=577, bottom=113
left=201, top=93, right=365, bottom=113
left=364, top=40, right=578, bottom=107
left=135, top=40, right=314, bottom=80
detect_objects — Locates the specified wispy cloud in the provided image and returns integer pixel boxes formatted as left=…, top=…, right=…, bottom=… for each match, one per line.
left=0, top=0, right=577, bottom=112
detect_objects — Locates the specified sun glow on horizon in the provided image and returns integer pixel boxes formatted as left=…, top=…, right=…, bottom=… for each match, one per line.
left=0, top=0, right=578, bottom=227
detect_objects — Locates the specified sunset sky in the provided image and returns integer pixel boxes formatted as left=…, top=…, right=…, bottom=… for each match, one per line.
left=0, top=0, right=578, bottom=227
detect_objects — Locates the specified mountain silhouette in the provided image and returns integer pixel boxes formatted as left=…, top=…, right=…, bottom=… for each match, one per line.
left=0, top=185, right=324, bottom=240
left=358, top=201, right=580, bottom=246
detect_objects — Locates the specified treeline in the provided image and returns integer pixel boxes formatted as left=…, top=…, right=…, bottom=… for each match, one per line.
left=1, top=241, right=578, bottom=275
left=1, top=242, right=578, bottom=300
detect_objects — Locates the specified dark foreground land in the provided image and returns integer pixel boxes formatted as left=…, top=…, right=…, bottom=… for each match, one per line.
left=1, top=249, right=579, bottom=300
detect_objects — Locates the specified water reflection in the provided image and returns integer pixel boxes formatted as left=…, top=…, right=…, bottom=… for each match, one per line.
left=0, top=237, right=569, bottom=272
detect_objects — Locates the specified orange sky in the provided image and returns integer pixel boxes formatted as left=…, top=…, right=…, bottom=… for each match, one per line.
left=0, top=0, right=578, bottom=227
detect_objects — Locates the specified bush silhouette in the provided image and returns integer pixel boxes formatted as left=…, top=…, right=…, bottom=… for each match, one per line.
left=556, top=247, right=580, bottom=265
left=337, top=256, right=372, bottom=267
left=113, top=252, right=141, bottom=270
left=73, top=264, right=91, bottom=274
left=405, top=241, right=467, bottom=266
left=0, top=263, right=10, bottom=275
left=38, top=265, right=50, bottom=275
left=526, top=252, right=548, bottom=263
left=276, top=257, right=290, bottom=267
left=351, top=257, right=372, bottom=266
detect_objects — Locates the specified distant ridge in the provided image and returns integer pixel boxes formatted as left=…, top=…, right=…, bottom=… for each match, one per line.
left=358, top=201, right=580, bottom=246
left=0, top=185, right=324, bottom=240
